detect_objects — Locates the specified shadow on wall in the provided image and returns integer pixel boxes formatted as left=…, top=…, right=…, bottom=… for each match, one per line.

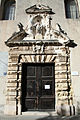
left=77, top=101, right=80, bottom=115
left=36, top=112, right=80, bottom=120
left=36, top=112, right=60, bottom=120
left=0, top=105, right=4, bottom=114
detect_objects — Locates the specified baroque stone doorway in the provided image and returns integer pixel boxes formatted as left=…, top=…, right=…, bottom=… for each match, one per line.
left=4, top=3, right=76, bottom=115
left=21, top=63, right=55, bottom=112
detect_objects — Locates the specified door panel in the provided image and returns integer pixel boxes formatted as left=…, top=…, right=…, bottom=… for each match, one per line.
left=42, top=66, right=53, bottom=76
left=25, top=98, right=37, bottom=110
left=40, top=98, right=55, bottom=109
left=21, top=63, right=55, bottom=112
left=27, top=81, right=36, bottom=96
left=27, top=66, right=36, bottom=76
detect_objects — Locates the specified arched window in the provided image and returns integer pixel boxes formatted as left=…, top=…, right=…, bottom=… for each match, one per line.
left=65, top=0, right=79, bottom=19
left=3, top=0, right=16, bottom=20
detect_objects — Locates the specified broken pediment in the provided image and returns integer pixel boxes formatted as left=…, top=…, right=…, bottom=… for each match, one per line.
left=5, top=4, right=77, bottom=48
left=5, top=22, right=77, bottom=48
left=25, top=4, right=55, bottom=14
left=5, top=29, right=28, bottom=47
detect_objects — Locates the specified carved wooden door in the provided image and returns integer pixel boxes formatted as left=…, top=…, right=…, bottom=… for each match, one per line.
left=21, top=63, right=55, bottom=112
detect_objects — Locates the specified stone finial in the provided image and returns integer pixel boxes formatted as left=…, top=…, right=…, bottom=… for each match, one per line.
left=18, top=22, right=24, bottom=31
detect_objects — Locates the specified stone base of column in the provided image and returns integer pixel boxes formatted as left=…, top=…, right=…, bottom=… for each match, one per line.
left=4, top=105, right=16, bottom=115
left=56, top=104, right=75, bottom=116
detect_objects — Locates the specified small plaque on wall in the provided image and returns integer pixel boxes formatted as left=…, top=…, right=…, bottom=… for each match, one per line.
left=0, top=52, right=8, bottom=76
left=71, top=71, right=79, bottom=76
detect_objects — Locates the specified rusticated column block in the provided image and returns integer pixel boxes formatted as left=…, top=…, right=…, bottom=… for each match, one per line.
left=4, top=101, right=16, bottom=115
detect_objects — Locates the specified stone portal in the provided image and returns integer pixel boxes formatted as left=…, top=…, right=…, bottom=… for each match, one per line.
left=5, top=4, right=76, bottom=115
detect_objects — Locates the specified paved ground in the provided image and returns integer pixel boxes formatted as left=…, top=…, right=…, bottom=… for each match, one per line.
left=0, top=115, right=67, bottom=120
left=0, top=115, right=65, bottom=120
left=0, top=114, right=80, bottom=120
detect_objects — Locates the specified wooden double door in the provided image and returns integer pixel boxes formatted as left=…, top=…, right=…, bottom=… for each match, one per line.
left=21, top=63, right=55, bottom=112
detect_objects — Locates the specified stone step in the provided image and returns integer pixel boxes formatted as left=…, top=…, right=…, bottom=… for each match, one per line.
left=22, top=111, right=57, bottom=116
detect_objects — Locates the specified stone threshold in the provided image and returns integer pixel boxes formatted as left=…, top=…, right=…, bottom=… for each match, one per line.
left=22, top=111, right=58, bottom=116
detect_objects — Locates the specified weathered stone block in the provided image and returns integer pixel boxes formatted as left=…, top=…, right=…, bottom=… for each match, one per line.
left=4, top=105, right=16, bottom=115
left=56, top=105, right=71, bottom=116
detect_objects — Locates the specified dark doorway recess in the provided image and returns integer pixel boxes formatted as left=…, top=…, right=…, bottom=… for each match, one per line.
left=21, top=63, right=55, bottom=112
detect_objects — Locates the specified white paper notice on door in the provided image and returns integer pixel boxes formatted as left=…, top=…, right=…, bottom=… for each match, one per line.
left=45, top=85, right=50, bottom=89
